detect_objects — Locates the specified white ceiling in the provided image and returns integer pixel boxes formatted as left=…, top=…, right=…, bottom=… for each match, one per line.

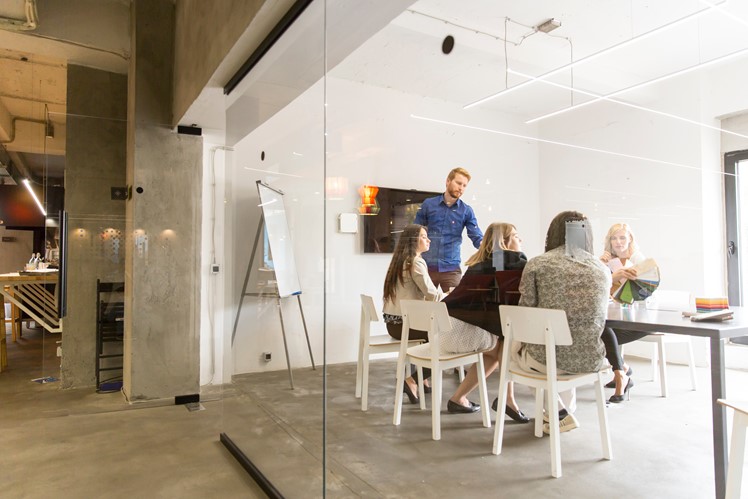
left=329, top=0, right=748, bottom=121
left=4, top=0, right=748, bottom=182
left=0, top=0, right=129, bottom=183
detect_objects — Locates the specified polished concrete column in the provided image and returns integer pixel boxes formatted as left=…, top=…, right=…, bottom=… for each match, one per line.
left=62, top=65, right=127, bottom=388
left=123, top=0, right=202, bottom=401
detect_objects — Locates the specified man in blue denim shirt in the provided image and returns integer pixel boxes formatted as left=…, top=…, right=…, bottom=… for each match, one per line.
left=414, top=167, right=483, bottom=290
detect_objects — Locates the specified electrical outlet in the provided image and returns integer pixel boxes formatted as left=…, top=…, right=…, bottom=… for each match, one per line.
left=211, top=263, right=220, bottom=274
left=262, top=352, right=272, bottom=362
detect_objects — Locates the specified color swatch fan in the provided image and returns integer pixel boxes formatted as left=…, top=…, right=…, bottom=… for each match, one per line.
left=613, top=258, right=660, bottom=304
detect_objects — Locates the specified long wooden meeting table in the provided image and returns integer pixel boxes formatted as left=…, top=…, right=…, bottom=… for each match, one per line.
left=606, top=303, right=748, bottom=499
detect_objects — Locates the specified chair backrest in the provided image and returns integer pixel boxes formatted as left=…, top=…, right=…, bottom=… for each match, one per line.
left=499, top=305, right=572, bottom=346
left=360, top=294, right=379, bottom=323
left=645, top=290, right=692, bottom=311
left=495, top=270, right=523, bottom=305
left=400, top=300, right=451, bottom=335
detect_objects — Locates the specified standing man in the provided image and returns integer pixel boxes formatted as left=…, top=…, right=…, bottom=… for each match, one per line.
left=414, top=167, right=483, bottom=290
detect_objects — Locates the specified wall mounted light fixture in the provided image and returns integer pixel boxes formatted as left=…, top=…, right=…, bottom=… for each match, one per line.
left=358, top=185, right=380, bottom=215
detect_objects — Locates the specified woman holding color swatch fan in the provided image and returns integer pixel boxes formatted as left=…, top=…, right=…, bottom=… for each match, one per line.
left=599, top=223, right=650, bottom=403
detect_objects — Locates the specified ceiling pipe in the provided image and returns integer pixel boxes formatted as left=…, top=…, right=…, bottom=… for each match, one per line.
left=0, top=117, right=53, bottom=144
left=0, top=0, right=39, bottom=31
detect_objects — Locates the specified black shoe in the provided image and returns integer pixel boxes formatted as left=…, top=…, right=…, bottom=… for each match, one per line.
left=505, top=405, right=530, bottom=423
left=403, top=381, right=419, bottom=404
left=609, top=377, right=634, bottom=403
left=447, top=399, right=480, bottom=413
left=605, top=367, right=633, bottom=389
left=490, top=398, right=530, bottom=423
left=423, top=384, right=432, bottom=394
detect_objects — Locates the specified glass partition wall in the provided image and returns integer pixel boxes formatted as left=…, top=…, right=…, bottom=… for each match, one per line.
left=219, top=1, right=748, bottom=497
left=0, top=53, right=68, bottom=390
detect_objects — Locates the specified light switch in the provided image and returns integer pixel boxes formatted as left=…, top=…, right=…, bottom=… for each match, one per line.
left=338, top=213, right=358, bottom=233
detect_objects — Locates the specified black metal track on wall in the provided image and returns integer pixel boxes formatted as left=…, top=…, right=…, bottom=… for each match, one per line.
left=224, top=0, right=315, bottom=95
left=220, top=433, right=285, bottom=498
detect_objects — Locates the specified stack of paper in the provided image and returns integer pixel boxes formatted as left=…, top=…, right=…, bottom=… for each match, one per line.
left=688, top=309, right=733, bottom=322
left=695, top=297, right=729, bottom=313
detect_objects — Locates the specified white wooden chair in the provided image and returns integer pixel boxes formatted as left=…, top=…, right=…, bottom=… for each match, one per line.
left=492, top=305, right=612, bottom=478
left=393, top=300, right=491, bottom=440
left=717, top=399, right=748, bottom=499
left=639, top=290, right=697, bottom=397
left=355, top=294, right=424, bottom=411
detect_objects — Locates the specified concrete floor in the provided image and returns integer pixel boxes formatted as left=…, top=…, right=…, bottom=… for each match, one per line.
left=1, top=327, right=264, bottom=499
left=3, top=325, right=748, bottom=498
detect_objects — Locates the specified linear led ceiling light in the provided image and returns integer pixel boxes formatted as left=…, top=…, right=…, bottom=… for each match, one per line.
left=411, top=113, right=705, bottom=173
left=698, top=0, right=748, bottom=29
left=519, top=47, right=748, bottom=123
left=463, top=0, right=727, bottom=109
left=510, top=68, right=748, bottom=139
left=22, top=178, right=46, bottom=216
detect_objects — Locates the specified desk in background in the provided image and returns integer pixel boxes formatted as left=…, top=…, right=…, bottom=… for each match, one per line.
left=606, top=304, right=748, bottom=499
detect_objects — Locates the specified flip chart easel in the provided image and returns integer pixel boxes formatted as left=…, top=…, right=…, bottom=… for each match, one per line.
left=230, top=181, right=315, bottom=389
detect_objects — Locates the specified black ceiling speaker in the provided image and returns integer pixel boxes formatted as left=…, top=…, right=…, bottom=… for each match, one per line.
left=442, top=35, right=455, bottom=55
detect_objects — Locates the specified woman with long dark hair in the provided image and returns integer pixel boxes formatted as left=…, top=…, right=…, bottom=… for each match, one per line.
left=383, top=224, right=444, bottom=404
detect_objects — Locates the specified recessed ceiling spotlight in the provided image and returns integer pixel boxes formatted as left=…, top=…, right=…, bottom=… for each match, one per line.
left=535, top=18, right=561, bottom=33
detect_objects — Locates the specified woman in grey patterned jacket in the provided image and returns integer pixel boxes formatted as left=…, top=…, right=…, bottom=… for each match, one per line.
left=513, top=211, right=611, bottom=433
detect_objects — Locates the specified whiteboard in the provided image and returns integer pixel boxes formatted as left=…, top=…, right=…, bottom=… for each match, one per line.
left=256, top=181, right=302, bottom=297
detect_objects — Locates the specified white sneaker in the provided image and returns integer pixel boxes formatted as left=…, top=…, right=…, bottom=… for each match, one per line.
left=542, top=413, right=579, bottom=434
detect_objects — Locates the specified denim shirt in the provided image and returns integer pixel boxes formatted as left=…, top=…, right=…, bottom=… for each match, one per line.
left=414, top=195, right=483, bottom=272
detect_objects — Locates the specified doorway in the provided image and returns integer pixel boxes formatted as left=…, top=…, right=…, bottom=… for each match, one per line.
left=724, top=149, right=748, bottom=344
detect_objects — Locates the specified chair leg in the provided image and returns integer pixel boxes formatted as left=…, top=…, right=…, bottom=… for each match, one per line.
left=432, top=368, right=442, bottom=440
left=476, top=355, right=490, bottom=428
left=534, top=388, right=544, bottom=438
left=393, top=358, right=407, bottom=425
left=686, top=338, right=697, bottom=391
left=417, top=366, right=426, bottom=410
left=650, top=342, right=658, bottom=383
left=658, top=336, right=668, bottom=398
left=726, top=411, right=747, bottom=499
left=355, top=346, right=364, bottom=399
left=458, top=365, right=465, bottom=382
left=594, top=374, right=613, bottom=460
left=547, top=387, right=562, bottom=478
left=492, top=375, right=510, bottom=455
left=361, top=354, right=370, bottom=411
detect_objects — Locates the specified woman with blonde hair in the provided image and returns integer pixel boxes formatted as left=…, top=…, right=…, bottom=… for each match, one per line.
left=599, top=223, right=649, bottom=403
left=443, top=222, right=529, bottom=421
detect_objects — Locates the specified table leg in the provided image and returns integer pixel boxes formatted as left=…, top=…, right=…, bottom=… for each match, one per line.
left=0, top=291, right=6, bottom=372
left=710, top=337, right=728, bottom=499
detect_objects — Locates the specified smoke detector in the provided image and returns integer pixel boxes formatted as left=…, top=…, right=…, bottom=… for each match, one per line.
left=536, top=18, right=561, bottom=33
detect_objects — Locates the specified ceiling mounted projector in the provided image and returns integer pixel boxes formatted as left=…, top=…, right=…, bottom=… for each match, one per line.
left=536, top=18, right=561, bottom=33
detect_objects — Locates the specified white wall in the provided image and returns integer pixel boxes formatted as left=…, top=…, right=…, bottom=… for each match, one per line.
left=199, top=135, right=231, bottom=386
left=201, top=38, right=748, bottom=381
left=535, top=73, right=735, bottom=365
left=222, top=76, right=540, bottom=374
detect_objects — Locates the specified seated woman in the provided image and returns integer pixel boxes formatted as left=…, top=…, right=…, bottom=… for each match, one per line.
left=599, top=223, right=649, bottom=403
left=383, top=224, right=444, bottom=404
left=443, top=222, right=529, bottom=422
left=513, top=211, right=611, bottom=433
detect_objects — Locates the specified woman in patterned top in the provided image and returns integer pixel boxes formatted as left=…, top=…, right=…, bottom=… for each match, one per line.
left=513, top=211, right=611, bottom=433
